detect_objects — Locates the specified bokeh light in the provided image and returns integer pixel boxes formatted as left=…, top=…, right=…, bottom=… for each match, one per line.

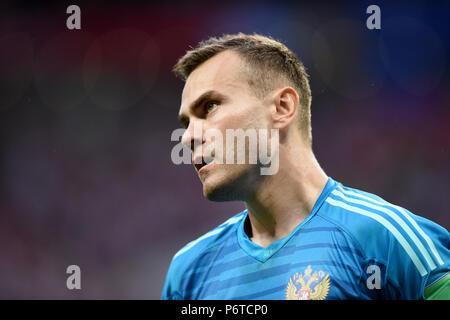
left=84, top=28, right=159, bottom=111
left=379, top=16, right=446, bottom=97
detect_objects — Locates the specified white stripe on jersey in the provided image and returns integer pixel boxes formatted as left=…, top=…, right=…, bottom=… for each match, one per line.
left=325, top=197, right=428, bottom=276
left=337, top=185, right=444, bottom=266
left=332, top=189, right=437, bottom=271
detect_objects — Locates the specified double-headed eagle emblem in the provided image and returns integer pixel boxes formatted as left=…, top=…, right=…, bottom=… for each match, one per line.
left=285, top=265, right=330, bottom=300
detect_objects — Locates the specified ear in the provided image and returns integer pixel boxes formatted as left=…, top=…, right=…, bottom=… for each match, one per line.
left=270, top=87, right=299, bottom=130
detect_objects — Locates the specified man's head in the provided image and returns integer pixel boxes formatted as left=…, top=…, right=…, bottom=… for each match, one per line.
left=175, top=33, right=312, bottom=201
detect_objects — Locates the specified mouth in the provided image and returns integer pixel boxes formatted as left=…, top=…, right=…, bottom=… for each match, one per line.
left=193, top=156, right=215, bottom=173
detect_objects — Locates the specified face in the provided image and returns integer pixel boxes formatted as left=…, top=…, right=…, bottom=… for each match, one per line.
left=178, top=50, right=272, bottom=201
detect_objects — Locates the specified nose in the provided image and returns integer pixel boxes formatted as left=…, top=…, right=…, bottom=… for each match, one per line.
left=181, top=119, right=204, bottom=152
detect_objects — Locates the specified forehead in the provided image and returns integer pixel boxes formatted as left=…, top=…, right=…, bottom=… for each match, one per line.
left=180, top=50, right=248, bottom=110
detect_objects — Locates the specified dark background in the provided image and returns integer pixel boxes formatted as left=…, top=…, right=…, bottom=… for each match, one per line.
left=0, top=0, right=449, bottom=298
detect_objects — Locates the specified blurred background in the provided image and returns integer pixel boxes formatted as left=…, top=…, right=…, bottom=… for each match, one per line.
left=0, top=0, right=448, bottom=298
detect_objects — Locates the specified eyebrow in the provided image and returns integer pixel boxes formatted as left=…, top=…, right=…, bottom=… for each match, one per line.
left=178, top=90, right=226, bottom=128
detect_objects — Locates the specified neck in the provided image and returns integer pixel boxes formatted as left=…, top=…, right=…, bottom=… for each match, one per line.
left=244, top=141, right=328, bottom=248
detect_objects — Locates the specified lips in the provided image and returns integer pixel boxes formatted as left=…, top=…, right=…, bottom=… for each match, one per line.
left=193, top=155, right=215, bottom=173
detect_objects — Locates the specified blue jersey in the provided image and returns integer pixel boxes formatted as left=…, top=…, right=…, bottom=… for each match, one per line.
left=161, top=177, right=450, bottom=300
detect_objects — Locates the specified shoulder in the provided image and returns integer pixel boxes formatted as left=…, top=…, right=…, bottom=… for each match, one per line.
left=318, top=181, right=402, bottom=254
left=173, top=211, right=245, bottom=262
left=319, top=179, right=449, bottom=278
left=164, top=211, right=246, bottom=286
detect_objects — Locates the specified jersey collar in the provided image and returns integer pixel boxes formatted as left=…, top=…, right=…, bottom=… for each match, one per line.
left=237, top=176, right=338, bottom=263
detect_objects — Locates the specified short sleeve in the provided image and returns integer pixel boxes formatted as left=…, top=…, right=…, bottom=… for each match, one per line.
left=161, top=257, right=183, bottom=300
left=384, top=211, right=450, bottom=299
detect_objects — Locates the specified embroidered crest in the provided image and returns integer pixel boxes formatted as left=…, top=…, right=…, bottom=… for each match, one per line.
left=285, top=265, right=330, bottom=300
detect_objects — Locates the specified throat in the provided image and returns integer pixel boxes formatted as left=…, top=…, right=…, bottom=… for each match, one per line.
left=243, top=212, right=295, bottom=248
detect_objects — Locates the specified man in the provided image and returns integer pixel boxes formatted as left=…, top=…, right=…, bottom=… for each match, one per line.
left=162, top=33, right=449, bottom=299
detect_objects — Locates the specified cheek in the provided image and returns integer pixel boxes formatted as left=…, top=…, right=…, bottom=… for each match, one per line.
left=204, top=102, right=267, bottom=163
left=217, top=102, right=265, bottom=130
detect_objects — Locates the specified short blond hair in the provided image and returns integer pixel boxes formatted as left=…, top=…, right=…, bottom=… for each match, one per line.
left=173, top=33, right=312, bottom=145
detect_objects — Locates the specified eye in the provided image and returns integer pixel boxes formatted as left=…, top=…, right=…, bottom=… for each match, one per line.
left=205, top=101, right=218, bottom=114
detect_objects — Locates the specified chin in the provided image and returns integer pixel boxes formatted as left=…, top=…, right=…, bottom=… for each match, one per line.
left=202, top=176, right=239, bottom=202
left=201, top=164, right=262, bottom=202
left=204, top=188, right=232, bottom=202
